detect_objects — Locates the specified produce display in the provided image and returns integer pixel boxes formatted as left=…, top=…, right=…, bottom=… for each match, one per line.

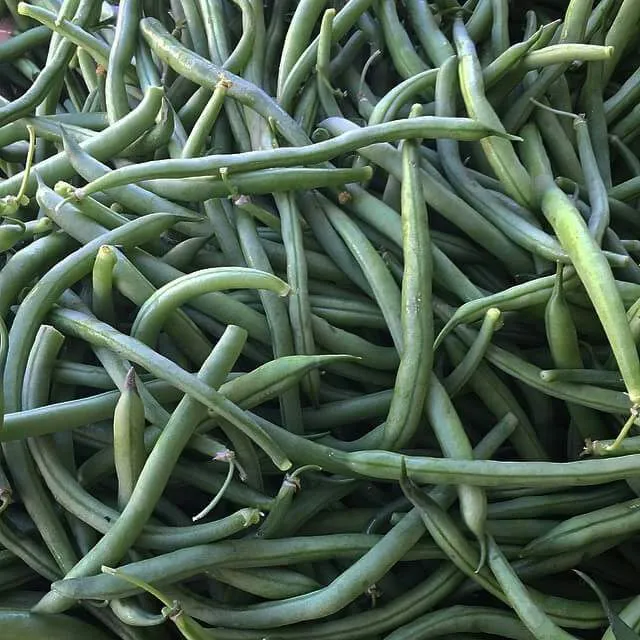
left=1, top=0, right=640, bottom=637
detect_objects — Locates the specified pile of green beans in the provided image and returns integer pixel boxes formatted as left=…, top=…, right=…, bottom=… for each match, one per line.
left=1, top=0, right=640, bottom=638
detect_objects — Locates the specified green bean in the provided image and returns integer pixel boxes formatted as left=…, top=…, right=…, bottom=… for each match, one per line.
left=374, top=0, right=429, bottom=79
left=59, top=129, right=204, bottom=223
left=523, top=497, right=640, bottom=557
left=248, top=405, right=640, bottom=486
left=0, top=517, right=60, bottom=582
left=521, top=122, right=640, bottom=408
left=181, top=76, right=229, bottom=159
left=34, top=324, right=249, bottom=614
left=444, top=308, right=502, bottom=397
left=113, top=367, right=146, bottom=510
left=5, top=325, right=78, bottom=577
left=91, top=244, right=117, bottom=325
left=53, top=305, right=293, bottom=471
left=0, top=0, right=93, bottom=128
left=602, top=594, right=640, bottom=640
left=138, top=508, right=262, bottom=552
left=302, top=389, right=392, bottom=431
left=385, top=605, right=534, bottom=640
left=442, top=333, right=548, bottom=460
left=141, top=167, right=378, bottom=201
left=52, top=533, right=438, bottom=600
left=435, top=272, right=578, bottom=350
left=4, top=209, right=182, bottom=413
left=400, top=460, right=502, bottom=599
left=129, top=266, right=287, bottom=353
left=0, top=86, right=164, bottom=199
left=0, top=380, right=180, bottom=442
left=273, top=190, right=320, bottom=405
left=161, top=235, right=213, bottom=271
left=530, top=98, right=583, bottom=184
left=424, top=378, right=489, bottom=569
left=611, top=104, right=640, bottom=144
left=603, top=0, right=640, bottom=84
left=315, top=9, right=341, bottom=118
left=235, top=208, right=303, bottom=433
left=276, top=0, right=327, bottom=98
left=272, top=476, right=360, bottom=537
left=573, top=118, right=611, bottom=244
left=453, top=18, right=533, bottom=208
left=489, top=0, right=509, bottom=58
left=380, top=103, right=432, bottom=449
left=405, top=0, right=454, bottom=66
left=201, top=414, right=514, bottom=639
left=209, top=566, right=322, bottom=600
left=318, top=196, right=401, bottom=349
left=89, top=245, right=213, bottom=367
left=0, top=610, right=116, bottom=640
left=487, top=484, right=632, bottom=519
left=257, top=465, right=320, bottom=539
left=311, top=315, right=398, bottom=371
left=545, top=264, right=609, bottom=441
left=604, top=65, right=640, bottom=124
left=0, top=25, right=51, bottom=63
left=53, top=418, right=516, bottom=631
left=67, top=114, right=506, bottom=201
left=298, top=192, right=371, bottom=295
left=487, top=535, right=580, bottom=639
left=367, top=69, right=437, bottom=126
left=105, top=0, right=140, bottom=124
left=277, top=0, right=373, bottom=113
left=222, top=0, right=255, bottom=75
left=540, top=368, right=624, bottom=388
left=436, top=56, right=567, bottom=264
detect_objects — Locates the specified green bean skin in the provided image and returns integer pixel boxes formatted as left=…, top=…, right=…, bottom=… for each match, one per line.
left=34, top=325, right=249, bottom=614
left=0, top=86, right=164, bottom=199
left=130, top=267, right=289, bottom=349
left=380, top=104, right=432, bottom=450
left=4, top=211, right=184, bottom=415
left=113, top=367, right=147, bottom=510
left=545, top=265, right=608, bottom=441
left=487, top=536, right=580, bottom=640
left=70, top=114, right=507, bottom=200
left=521, top=123, right=640, bottom=408
left=523, top=497, right=640, bottom=557
left=251, top=413, right=640, bottom=488
left=453, top=18, right=534, bottom=208
left=0, top=610, right=116, bottom=640
left=0, top=2, right=638, bottom=636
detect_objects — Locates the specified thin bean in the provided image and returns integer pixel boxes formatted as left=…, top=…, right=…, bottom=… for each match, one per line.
left=522, top=497, right=640, bottom=557
left=487, top=535, right=580, bottom=639
left=453, top=18, right=534, bottom=208
left=380, top=103, right=432, bottom=449
left=67, top=114, right=507, bottom=200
